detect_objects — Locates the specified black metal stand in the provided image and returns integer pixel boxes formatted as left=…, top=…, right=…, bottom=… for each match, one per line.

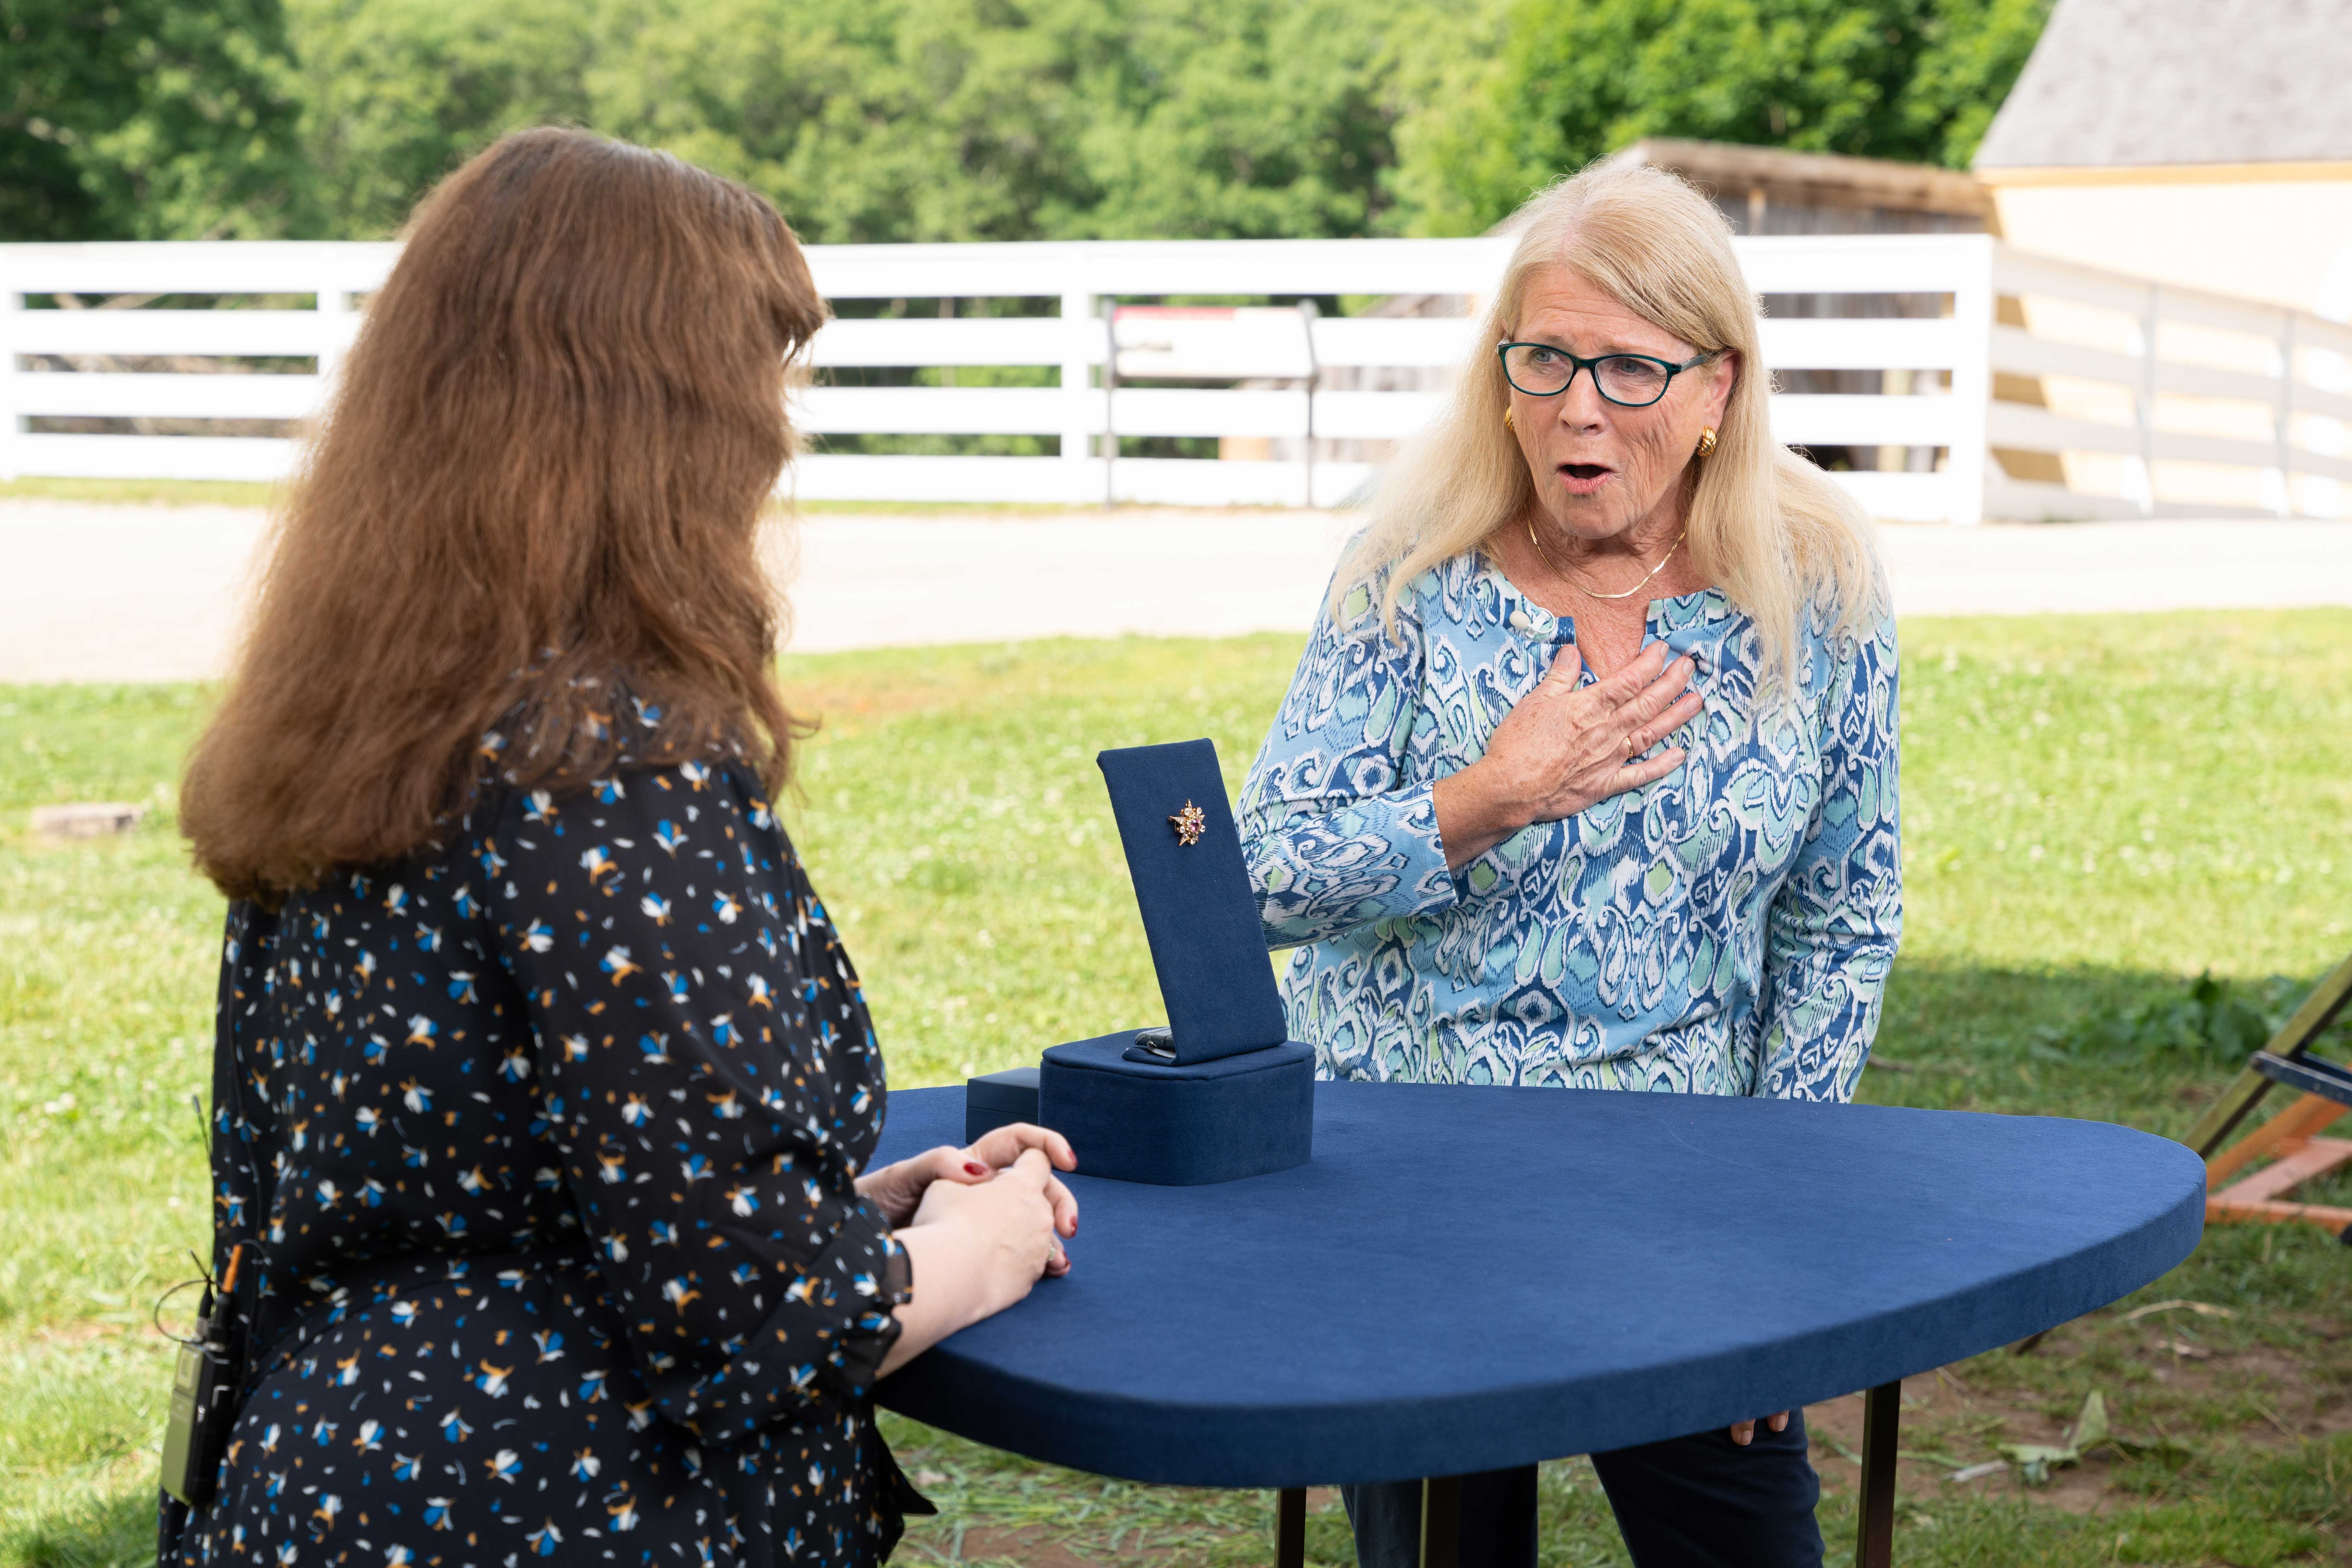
left=1420, top=1474, right=1462, bottom=1568
left=1855, top=1381, right=1900, bottom=1568
left=1280, top=1397, right=1903, bottom=1568
left=1276, top=1487, right=1306, bottom=1568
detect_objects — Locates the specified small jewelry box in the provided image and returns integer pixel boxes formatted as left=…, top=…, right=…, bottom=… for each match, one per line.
left=964, top=1065, right=1040, bottom=1144
left=1014, top=738, right=1315, bottom=1187
left=1039, top=1030, right=1313, bottom=1185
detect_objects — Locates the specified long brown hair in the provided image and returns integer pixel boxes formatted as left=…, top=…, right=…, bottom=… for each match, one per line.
left=183, top=128, right=825, bottom=903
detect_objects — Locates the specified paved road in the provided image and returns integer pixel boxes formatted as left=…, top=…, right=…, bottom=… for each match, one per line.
left=5, top=501, right=2348, bottom=684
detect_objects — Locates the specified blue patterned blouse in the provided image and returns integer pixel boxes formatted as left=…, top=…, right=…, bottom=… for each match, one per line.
left=1239, top=550, right=1901, bottom=1101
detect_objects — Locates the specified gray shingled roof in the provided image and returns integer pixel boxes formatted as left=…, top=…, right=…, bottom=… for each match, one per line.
left=1973, top=0, right=2352, bottom=171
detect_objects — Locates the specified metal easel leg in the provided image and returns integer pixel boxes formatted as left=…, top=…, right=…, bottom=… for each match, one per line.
left=1854, top=1381, right=1900, bottom=1568
left=1419, top=1475, right=1462, bottom=1568
left=1276, top=1487, right=1306, bottom=1568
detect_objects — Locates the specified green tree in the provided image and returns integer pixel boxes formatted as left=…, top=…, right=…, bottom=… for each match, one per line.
left=1388, top=0, right=2053, bottom=237
left=279, top=0, right=1411, bottom=243
left=0, top=0, right=307, bottom=239
left=283, top=0, right=601, bottom=237
left=581, top=0, right=1102, bottom=244
left=585, top=0, right=1408, bottom=244
left=1898, top=0, right=2054, bottom=168
left=4, top=0, right=2052, bottom=246
left=1059, top=0, right=1404, bottom=239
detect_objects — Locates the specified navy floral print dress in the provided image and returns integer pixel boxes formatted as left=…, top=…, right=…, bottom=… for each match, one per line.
left=163, top=755, right=919, bottom=1568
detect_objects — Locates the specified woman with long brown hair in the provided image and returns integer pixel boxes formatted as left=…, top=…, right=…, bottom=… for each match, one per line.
left=165, top=127, right=1076, bottom=1568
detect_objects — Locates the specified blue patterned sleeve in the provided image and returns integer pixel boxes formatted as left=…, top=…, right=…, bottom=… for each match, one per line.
left=1240, top=572, right=1459, bottom=948
left=1755, top=615, right=1904, bottom=1101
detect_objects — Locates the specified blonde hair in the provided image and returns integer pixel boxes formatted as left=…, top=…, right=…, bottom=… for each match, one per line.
left=1334, top=158, right=1885, bottom=700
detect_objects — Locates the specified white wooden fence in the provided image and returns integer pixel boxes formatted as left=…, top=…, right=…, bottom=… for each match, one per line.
left=3, top=235, right=2347, bottom=522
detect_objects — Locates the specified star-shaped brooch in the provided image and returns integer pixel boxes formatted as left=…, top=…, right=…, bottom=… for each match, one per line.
left=1168, top=800, right=1207, bottom=847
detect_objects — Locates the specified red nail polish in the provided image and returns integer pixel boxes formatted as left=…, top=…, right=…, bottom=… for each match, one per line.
left=964, top=1161, right=989, bottom=1176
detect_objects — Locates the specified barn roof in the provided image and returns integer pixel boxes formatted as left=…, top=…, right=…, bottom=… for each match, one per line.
left=1973, top=0, right=2352, bottom=172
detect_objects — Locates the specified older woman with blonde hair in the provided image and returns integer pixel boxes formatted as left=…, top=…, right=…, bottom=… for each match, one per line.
left=1240, top=160, right=1901, bottom=1567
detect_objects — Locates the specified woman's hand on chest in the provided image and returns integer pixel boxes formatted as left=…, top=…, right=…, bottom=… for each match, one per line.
left=1432, top=638, right=1703, bottom=871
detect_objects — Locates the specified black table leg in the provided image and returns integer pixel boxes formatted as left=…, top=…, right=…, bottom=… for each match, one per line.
left=1855, top=1380, right=1900, bottom=1568
left=1420, top=1474, right=1462, bottom=1568
left=1277, top=1487, right=1307, bottom=1568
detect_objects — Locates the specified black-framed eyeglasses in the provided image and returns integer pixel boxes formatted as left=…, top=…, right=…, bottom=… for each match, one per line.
left=1496, top=343, right=1713, bottom=408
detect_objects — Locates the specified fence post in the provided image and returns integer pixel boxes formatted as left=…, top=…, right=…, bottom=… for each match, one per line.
left=317, top=271, right=357, bottom=391
left=2275, top=313, right=2297, bottom=519
left=0, top=254, right=17, bottom=483
left=1945, top=239, right=1995, bottom=525
left=1298, top=300, right=1319, bottom=510
left=2133, top=285, right=2161, bottom=517
left=1061, top=283, right=1095, bottom=503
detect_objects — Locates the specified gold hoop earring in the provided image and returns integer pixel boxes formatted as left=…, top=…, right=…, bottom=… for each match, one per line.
left=1504, top=407, right=1517, bottom=433
left=1695, top=427, right=1718, bottom=458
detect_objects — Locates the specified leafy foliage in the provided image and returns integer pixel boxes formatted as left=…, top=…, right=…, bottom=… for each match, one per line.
left=0, top=0, right=309, bottom=239
left=281, top=0, right=605, bottom=240
left=2033, top=971, right=2336, bottom=1065
left=1388, top=0, right=2055, bottom=236
left=278, top=0, right=1414, bottom=242
left=3, top=0, right=2057, bottom=243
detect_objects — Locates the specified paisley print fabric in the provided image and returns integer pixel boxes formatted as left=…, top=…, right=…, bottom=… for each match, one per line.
left=165, top=756, right=916, bottom=1568
left=1241, top=551, right=1901, bottom=1100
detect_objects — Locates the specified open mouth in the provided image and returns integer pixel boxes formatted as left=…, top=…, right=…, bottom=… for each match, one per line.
left=1557, top=462, right=1615, bottom=493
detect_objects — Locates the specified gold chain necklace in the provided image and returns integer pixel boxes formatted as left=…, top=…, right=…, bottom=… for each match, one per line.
left=1525, top=517, right=1688, bottom=602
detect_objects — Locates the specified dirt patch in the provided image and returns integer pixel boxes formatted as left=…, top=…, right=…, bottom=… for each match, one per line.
left=1805, top=1377, right=2126, bottom=1517
left=1807, top=1311, right=2352, bottom=1521
left=941, top=1526, right=1113, bottom=1568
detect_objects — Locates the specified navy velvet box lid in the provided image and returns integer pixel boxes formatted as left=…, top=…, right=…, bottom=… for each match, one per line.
left=965, top=1065, right=1039, bottom=1144
left=1095, top=739, right=1287, bottom=1065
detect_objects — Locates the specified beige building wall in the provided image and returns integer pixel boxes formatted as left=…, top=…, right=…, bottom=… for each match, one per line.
left=1984, top=165, right=2352, bottom=319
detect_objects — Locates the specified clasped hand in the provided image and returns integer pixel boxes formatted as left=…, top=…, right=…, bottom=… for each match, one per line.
left=1434, top=641, right=1705, bottom=870
left=858, top=1122, right=1079, bottom=1277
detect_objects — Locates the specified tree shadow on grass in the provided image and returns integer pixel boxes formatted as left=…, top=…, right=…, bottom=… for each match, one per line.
left=1864, top=958, right=2346, bottom=1137
left=3, top=1486, right=156, bottom=1568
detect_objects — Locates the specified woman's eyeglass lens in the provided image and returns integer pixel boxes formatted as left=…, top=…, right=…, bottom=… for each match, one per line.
left=1497, top=344, right=1705, bottom=408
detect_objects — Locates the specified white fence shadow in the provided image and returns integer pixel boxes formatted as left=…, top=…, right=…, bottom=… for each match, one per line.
left=3, top=235, right=2347, bottom=522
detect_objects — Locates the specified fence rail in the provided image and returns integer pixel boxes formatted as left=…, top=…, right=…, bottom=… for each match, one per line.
left=3, top=235, right=2347, bottom=522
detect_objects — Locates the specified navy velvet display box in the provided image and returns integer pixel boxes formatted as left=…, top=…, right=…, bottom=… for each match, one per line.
left=974, top=737, right=1313, bottom=1186
left=965, top=1066, right=1039, bottom=1144
left=1039, top=1031, right=1315, bottom=1185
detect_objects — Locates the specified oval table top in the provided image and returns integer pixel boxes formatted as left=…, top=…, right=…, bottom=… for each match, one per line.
left=872, top=1081, right=2204, bottom=1489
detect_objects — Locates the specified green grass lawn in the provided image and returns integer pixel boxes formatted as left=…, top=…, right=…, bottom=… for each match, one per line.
left=4, top=609, right=2351, bottom=1567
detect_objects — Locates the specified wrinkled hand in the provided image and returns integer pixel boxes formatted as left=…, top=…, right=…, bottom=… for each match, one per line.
left=857, top=1122, right=1079, bottom=1252
left=1729, top=1412, right=1789, bottom=1446
left=1433, top=641, right=1704, bottom=869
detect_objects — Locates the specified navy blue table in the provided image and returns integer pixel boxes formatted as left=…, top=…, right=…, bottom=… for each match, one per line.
left=874, top=1081, right=2204, bottom=1567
